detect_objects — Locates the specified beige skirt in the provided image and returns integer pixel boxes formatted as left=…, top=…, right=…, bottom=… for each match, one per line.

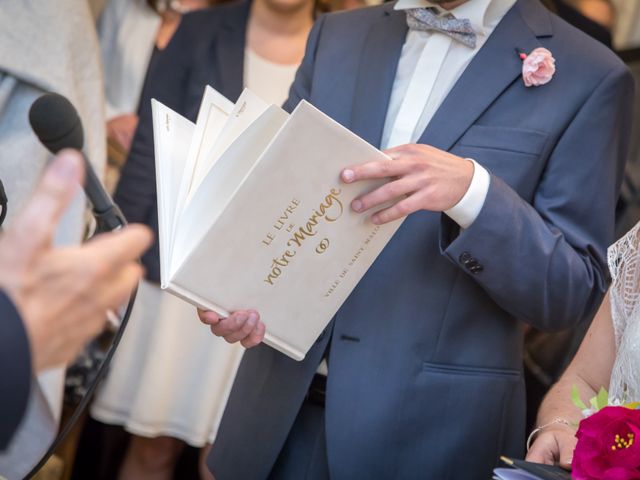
left=91, top=279, right=244, bottom=447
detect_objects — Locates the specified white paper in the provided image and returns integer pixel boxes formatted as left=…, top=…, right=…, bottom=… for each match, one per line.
left=173, top=87, right=233, bottom=254
left=151, top=99, right=194, bottom=287
left=187, top=89, right=269, bottom=202
left=171, top=105, right=289, bottom=275
left=494, top=468, right=544, bottom=480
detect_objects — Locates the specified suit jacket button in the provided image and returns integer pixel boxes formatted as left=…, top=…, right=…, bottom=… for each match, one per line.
left=469, top=264, right=484, bottom=274
left=459, top=252, right=472, bottom=264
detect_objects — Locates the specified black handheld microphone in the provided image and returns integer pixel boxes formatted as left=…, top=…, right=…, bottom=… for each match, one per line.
left=29, top=93, right=126, bottom=232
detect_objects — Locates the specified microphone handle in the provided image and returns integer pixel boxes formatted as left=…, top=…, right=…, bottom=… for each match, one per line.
left=80, top=152, right=127, bottom=232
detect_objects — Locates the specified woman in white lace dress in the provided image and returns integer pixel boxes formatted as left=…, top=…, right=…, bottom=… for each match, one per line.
left=527, top=222, right=640, bottom=466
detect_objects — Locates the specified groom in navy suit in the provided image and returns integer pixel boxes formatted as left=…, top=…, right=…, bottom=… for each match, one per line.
left=200, top=0, right=634, bottom=478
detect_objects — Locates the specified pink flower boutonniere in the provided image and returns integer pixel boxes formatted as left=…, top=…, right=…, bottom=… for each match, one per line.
left=519, top=48, right=556, bottom=87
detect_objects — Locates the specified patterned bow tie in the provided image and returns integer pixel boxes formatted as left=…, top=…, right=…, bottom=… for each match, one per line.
left=405, top=8, right=477, bottom=49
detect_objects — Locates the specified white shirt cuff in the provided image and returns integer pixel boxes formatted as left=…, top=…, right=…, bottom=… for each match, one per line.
left=444, top=159, right=490, bottom=229
left=316, top=359, right=328, bottom=376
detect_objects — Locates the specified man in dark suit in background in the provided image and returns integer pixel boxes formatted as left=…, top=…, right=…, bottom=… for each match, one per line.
left=0, top=151, right=151, bottom=450
left=200, top=0, right=634, bottom=478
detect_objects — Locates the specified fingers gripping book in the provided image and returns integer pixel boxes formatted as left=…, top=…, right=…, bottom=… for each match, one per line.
left=152, top=86, right=403, bottom=360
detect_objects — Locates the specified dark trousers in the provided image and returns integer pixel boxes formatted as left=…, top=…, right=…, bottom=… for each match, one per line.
left=268, top=394, right=330, bottom=480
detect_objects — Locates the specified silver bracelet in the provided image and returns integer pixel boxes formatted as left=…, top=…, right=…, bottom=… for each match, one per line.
left=526, top=417, right=572, bottom=451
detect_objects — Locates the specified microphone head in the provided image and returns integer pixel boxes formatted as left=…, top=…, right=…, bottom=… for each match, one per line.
left=29, top=93, right=84, bottom=153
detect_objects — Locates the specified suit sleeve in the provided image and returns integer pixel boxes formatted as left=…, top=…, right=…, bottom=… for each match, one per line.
left=0, top=291, right=32, bottom=451
left=282, top=14, right=327, bottom=113
left=440, top=66, right=635, bottom=331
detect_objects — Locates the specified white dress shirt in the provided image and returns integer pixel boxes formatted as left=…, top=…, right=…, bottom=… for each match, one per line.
left=382, top=0, right=516, bottom=228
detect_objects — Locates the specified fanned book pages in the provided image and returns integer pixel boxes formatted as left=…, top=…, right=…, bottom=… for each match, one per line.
left=152, top=86, right=403, bottom=361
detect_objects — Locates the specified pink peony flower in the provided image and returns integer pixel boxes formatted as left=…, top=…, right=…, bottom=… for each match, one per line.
left=572, top=406, right=640, bottom=480
left=522, top=48, right=556, bottom=87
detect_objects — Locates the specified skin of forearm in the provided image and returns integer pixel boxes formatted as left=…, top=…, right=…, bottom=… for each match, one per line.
left=536, top=372, right=597, bottom=428
left=535, top=293, right=616, bottom=428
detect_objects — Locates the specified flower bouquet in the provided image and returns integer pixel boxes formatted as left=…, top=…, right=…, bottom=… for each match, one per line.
left=571, top=387, right=640, bottom=480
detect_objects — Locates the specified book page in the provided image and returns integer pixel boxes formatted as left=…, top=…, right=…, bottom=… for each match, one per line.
left=171, top=104, right=289, bottom=275
left=493, top=469, right=542, bottom=480
left=186, top=89, right=270, bottom=202
left=172, top=86, right=234, bottom=254
left=151, top=99, right=195, bottom=288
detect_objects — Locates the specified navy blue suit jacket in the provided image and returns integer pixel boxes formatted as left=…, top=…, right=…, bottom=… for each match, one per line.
left=0, top=291, right=31, bottom=451
left=114, top=0, right=251, bottom=281
left=208, top=1, right=634, bottom=479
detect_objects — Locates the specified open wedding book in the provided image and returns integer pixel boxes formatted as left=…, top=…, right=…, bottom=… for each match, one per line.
left=152, top=86, right=403, bottom=360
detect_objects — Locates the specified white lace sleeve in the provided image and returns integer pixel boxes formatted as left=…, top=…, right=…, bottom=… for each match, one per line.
left=608, top=222, right=640, bottom=346
left=608, top=221, right=640, bottom=402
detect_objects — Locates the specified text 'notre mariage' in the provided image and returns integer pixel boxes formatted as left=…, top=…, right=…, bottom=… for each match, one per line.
left=261, top=188, right=344, bottom=286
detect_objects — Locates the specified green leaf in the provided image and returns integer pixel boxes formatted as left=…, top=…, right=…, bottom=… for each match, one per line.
left=589, top=387, right=609, bottom=411
left=572, top=385, right=588, bottom=411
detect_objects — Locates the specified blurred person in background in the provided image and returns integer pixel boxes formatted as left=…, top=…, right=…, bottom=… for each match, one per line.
left=0, top=1, right=106, bottom=477
left=541, top=0, right=615, bottom=46
left=90, top=0, right=316, bottom=478
left=98, top=0, right=221, bottom=191
left=526, top=220, right=640, bottom=466
left=569, top=0, right=615, bottom=29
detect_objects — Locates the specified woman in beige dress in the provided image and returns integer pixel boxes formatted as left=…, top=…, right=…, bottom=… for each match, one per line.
left=91, top=0, right=317, bottom=478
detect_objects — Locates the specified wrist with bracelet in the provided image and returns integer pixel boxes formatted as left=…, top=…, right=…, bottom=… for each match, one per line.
left=526, top=417, right=574, bottom=451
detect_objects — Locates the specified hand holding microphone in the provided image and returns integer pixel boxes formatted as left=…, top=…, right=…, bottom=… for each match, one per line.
left=30, top=93, right=130, bottom=331
left=8, top=94, right=152, bottom=478
left=0, top=151, right=152, bottom=371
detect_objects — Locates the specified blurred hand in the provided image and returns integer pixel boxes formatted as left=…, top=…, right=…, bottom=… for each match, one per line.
left=0, top=150, right=153, bottom=371
left=107, top=113, right=139, bottom=153
left=198, top=309, right=265, bottom=348
left=341, top=143, right=474, bottom=224
left=526, top=425, right=576, bottom=468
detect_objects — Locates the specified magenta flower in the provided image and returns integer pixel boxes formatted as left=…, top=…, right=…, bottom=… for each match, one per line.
left=572, top=406, right=640, bottom=480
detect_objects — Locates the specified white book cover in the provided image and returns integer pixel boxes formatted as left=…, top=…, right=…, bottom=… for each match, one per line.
left=153, top=87, right=403, bottom=361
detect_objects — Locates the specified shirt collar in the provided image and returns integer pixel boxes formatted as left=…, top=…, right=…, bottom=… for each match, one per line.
left=394, top=0, right=516, bottom=36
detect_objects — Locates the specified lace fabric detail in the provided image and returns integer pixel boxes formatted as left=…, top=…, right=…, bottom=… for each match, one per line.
left=608, top=221, right=640, bottom=403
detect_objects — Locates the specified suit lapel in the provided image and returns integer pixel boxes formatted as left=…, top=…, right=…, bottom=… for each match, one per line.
left=215, top=0, right=251, bottom=102
left=350, top=6, right=408, bottom=148
left=417, top=0, right=553, bottom=151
